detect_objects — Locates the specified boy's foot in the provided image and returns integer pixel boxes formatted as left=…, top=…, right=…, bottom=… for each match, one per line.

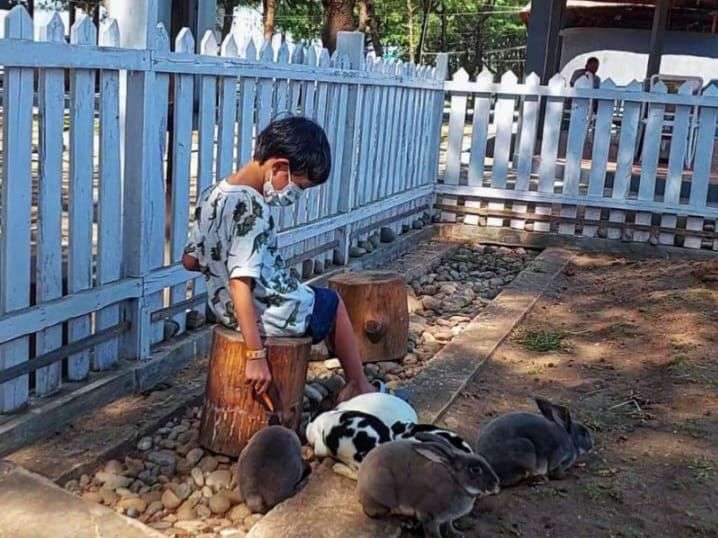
left=336, top=379, right=376, bottom=403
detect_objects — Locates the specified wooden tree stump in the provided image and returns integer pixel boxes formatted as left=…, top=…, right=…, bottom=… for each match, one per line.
left=329, top=271, right=409, bottom=363
left=198, top=326, right=311, bottom=457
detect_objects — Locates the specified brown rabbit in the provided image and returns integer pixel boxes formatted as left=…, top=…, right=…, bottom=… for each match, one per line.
left=357, top=433, right=499, bottom=538
left=235, top=425, right=309, bottom=514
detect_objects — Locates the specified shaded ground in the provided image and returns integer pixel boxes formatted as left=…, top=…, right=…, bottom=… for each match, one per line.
left=437, top=253, right=718, bottom=537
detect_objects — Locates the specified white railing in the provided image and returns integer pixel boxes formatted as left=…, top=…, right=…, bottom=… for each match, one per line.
left=437, top=68, right=718, bottom=247
left=0, top=6, right=447, bottom=413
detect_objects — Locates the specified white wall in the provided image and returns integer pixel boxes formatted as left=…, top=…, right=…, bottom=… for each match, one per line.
left=559, top=27, right=718, bottom=86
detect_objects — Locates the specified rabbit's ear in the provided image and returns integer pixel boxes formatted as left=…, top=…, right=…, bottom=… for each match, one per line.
left=412, top=443, right=452, bottom=465
left=536, top=398, right=573, bottom=432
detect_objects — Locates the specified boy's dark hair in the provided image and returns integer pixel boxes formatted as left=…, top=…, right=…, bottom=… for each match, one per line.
left=587, top=57, right=599, bottom=66
left=253, top=116, right=332, bottom=185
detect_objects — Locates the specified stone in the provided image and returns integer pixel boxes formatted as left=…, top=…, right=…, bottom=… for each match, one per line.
left=162, top=488, right=182, bottom=510
left=206, top=470, right=232, bottom=491
left=79, top=474, right=90, bottom=488
left=137, top=436, right=153, bottom=451
left=186, top=448, right=204, bottom=467
left=82, top=491, right=103, bottom=504
left=202, top=486, right=213, bottom=498
left=95, top=471, right=133, bottom=491
left=64, top=480, right=79, bottom=492
left=146, top=500, right=164, bottom=517
left=196, top=504, right=212, bottom=518
left=124, top=457, right=144, bottom=478
left=358, top=240, right=374, bottom=253
left=220, top=529, right=246, bottom=538
left=303, top=384, right=324, bottom=405
left=99, top=487, right=119, bottom=506
left=104, top=460, right=124, bottom=475
left=118, top=497, right=147, bottom=514
left=171, top=482, right=192, bottom=501
left=380, top=227, right=396, bottom=243
left=228, top=504, right=251, bottom=524
left=150, top=521, right=173, bottom=530
left=199, top=456, right=219, bottom=473
left=421, top=295, right=442, bottom=312
left=323, top=358, right=341, bottom=370
left=412, top=219, right=424, bottom=230
left=407, top=294, right=422, bottom=314
left=369, top=234, right=381, bottom=249
left=148, top=450, right=177, bottom=468
left=116, top=487, right=136, bottom=498
left=174, top=520, right=208, bottom=533
left=186, top=310, right=206, bottom=329
left=191, top=467, right=205, bottom=487
left=317, top=374, right=344, bottom=395
left=349, top=246, right=366, bottom=258
left=402, top=354, right=418, bottom=365
left=176, top=498, right=198, bottom=520
left=243, top=514, right=263, bottom=531
left=210, top=493, right=231, bottom=514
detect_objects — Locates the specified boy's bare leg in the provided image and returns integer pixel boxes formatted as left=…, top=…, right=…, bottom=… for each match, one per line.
left=330, top=297, right=376, bottom=402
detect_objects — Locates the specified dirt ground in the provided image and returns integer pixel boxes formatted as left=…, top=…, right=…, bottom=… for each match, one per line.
left=435, top=253, right=718, bottom=538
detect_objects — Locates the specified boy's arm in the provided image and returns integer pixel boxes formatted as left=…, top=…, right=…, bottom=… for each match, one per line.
left=229, top=277, right=272, bottom=394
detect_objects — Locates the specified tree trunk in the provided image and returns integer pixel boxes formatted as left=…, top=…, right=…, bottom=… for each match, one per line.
left=321, top=0, right=356, bottom=53
left=358, top=0, right=383, bottom=57
left=329, top=271, right=409, bottom=363
left=263, top=0, right=277, bottom=42
left=198, top=327, right=311, bottom=457
left=416, top=0, right=433, bottom=63
left=407, top=0, right=415, bottom=63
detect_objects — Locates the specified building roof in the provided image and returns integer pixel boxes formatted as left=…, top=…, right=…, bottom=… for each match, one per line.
left=520, top=0, right=718, bottom=30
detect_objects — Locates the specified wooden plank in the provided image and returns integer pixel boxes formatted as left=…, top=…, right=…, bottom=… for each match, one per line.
left=634, top=82, right=666, bottom=242
left=275, top=42, right=291, bottom=232
left=435, top=183, right=718, bottom=219
left=491, top=71, right=518, bottom=189
left=389, top=61, right=406, bottom=197
left=661, top=82, right=696, bottom=245
left=67, top=15, right=97, bottom=380
left=514, top=72, right=540, bottom=191
left=34, top=13, right=66, bottom=395
left=609, top=81, right=643, bottom=240
left=382, top=61, right=401, bottom=198
left=94, top=18, right=122, bottom=370
left=216, top=33, right=239, bottom=181
left=0, top=6, right=34, bottom=411
left=194, top=31, right=219, bottom=299
left=535, top=74, right=565, bottom=232
left=685, top=85, right=718, bottom=248
left=587, top=79, right=616, bottom=198
left=169, top=29, right=195, bottom=333
left=148, top=24, right=171, bottom=345
left=560, top=75, right=592, bottom=235
left=444, top=68, right=470, bottom=185
left=237, top=39, right=258, bottom=167
left=257, top=40, right=275, bottom=131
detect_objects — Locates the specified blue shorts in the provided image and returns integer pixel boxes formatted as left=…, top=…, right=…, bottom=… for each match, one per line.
left=306, top=286, right=340, bottom=345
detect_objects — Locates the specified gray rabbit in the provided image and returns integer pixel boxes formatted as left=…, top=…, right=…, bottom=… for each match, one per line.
left=358, top=433, right=500, bottom=538
left=475, top=397, right=595, bottom=487
left=235, top=425, right=309, bottom=514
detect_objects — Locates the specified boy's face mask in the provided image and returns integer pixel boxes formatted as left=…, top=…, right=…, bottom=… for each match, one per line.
left=263, top=168, right=303, bottom=207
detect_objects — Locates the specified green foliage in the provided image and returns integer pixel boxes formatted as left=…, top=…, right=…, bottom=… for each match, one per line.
left=516, top=329, right=566, bottom=353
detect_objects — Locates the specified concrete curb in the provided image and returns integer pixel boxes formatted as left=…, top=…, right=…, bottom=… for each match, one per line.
left=403, top=247, right=572, bottom=423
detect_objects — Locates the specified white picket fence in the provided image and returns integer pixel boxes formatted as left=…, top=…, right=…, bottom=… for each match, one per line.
left=0, top=6, right=446, bottom=413
left=437, top=68, right=718, bottom=248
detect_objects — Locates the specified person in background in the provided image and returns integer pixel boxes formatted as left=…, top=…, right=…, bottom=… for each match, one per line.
left=570, top=57, right=600, bottom=88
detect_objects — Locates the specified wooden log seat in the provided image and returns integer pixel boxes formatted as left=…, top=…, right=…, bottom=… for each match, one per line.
left=328, top=271, right=409, bottom=363
left=198, top=326, right=311, bottom=457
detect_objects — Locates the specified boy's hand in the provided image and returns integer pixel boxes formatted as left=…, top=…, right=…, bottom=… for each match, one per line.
left=245, top=356, right=272, bottom=394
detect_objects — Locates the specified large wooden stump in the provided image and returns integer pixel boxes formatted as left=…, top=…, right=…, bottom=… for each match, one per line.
left=198, top=326, right=311, bottom=457
left=329, top=271, right=408, bottom=363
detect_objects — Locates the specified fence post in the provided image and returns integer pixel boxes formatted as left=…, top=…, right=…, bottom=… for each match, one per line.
left=119, top=3, right=161, bottom=361
left=334, top=31, right=364, bottom=266
left=430, top=53, right=449, bottom=221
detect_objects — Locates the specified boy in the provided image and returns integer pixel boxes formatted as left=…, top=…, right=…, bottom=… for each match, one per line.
left=182, top=116, right=375, bottom=401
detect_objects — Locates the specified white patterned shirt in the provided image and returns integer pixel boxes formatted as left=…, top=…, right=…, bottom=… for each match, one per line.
left=184, top=181, right=314, bottom=336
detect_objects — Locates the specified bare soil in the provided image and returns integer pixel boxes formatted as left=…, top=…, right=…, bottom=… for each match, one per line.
left=437, top=253, right=718, bottom=538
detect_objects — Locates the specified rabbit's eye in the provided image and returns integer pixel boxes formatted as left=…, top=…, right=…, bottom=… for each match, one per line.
left=469, top=465, right=483, bottom=475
